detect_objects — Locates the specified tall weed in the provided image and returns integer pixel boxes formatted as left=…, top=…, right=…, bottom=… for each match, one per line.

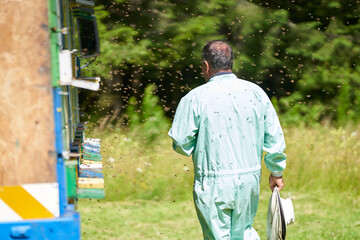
left=280, top=126, right=360, bottom=196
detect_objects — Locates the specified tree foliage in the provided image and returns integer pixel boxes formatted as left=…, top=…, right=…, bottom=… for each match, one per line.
left=81, top=0, right=360, bottom=127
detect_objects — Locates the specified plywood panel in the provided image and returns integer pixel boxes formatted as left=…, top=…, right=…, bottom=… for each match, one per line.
left=0, top=0, right=56, bottom=185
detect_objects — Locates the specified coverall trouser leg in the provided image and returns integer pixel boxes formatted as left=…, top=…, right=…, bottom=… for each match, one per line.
left=193, top=172, right=261, bottom=240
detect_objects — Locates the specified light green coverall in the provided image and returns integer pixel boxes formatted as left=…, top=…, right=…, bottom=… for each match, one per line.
left=168, top=73, right=287, bottom=240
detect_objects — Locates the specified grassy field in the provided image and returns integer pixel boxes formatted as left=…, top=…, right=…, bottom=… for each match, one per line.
left=79, top=125, right=360, bottom=239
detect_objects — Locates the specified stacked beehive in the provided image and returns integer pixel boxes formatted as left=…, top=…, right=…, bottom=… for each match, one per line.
left=70, top=123, right=105, bottom=199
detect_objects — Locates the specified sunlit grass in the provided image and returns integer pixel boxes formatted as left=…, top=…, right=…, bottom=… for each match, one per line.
left=94, top=127, right=193, bottom=201
left=80, top=125, right=360, bottom=239
left=79, top=200, right=202, bottom=240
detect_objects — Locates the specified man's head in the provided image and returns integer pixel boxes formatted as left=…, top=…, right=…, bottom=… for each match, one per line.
left=201, top=40, right=233, bottom=81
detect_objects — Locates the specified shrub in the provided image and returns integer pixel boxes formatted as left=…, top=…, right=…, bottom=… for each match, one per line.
left=125, top=84, right=170, bottom=144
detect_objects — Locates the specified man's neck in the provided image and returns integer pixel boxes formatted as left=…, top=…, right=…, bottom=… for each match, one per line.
left=209, top=70, right=233, bottom=79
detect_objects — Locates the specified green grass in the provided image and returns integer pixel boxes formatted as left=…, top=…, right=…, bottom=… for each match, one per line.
left=79, top=125, right=360, bottom=239
left=79, top=200, right=202, bottom=240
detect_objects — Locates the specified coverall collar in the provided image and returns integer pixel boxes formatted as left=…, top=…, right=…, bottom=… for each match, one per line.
left=208, top=71, right=235, bottom=82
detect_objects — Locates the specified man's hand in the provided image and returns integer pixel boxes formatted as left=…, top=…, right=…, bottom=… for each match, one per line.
left=269, top=175, right=284, bottom=191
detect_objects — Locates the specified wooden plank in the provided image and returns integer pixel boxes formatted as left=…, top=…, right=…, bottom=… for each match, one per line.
left=77, top=178, right=104, bottom=189
left=0, top=0, right=56, bottom=185
left=77, top=188, right=105, bottom=199
left=81, top=159, right=101, bottom=165
left=82, top=152, right=102, bottom=161
left=79, top=163, right=102, bottom=173
left=82, top=147, right=100, bottom=154
left=83, top=144, right=100, bottom=150
left=78, top=169, right=103, bottom=178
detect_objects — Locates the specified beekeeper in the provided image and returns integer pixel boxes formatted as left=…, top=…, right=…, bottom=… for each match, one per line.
left=168, top=40, right=287, bottom=240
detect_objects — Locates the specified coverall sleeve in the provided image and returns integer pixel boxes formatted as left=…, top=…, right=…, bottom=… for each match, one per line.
left=263, top=98, right=287, bottom=177
left=168, top=96, right=199, bottom=156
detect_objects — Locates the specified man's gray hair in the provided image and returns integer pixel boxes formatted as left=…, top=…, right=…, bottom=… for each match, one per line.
left=201, top=40, right=233, bottom=72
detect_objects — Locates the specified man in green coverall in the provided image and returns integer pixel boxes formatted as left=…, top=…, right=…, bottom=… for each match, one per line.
left=168, top=40, right=287, bottom=240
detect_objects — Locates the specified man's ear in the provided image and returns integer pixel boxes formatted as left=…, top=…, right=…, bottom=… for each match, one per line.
left=204, top=60, right=210, bottom=73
